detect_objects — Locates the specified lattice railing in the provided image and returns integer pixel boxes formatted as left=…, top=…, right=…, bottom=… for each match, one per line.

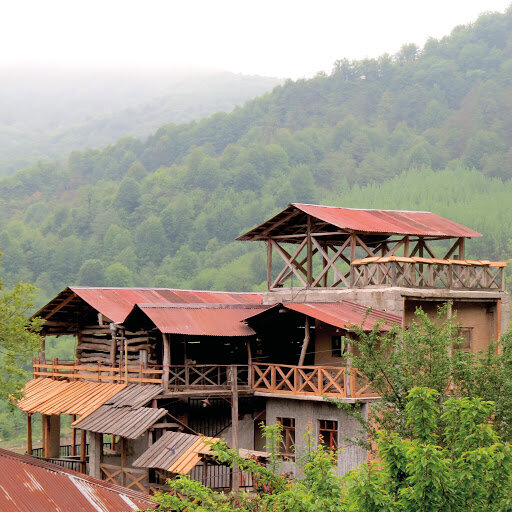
left=167, top=365, right=250, bottom=390
left=351, top=257, right=506, bottom=290
left=101, top=463, right=147, bottom=491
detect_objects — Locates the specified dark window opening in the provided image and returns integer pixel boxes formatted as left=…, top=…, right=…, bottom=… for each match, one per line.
left=319, top=419, right=338, bottom=451
left=454, top=327, right=472, bottom=350
left=277, top=417, right=295, bottom=460
left=331, top=336, right=349, bottom=358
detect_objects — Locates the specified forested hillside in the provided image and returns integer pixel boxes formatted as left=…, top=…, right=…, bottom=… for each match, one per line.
left=2, top=8, right=512, bottom=309
left=0, top=68, right=279, bottom=174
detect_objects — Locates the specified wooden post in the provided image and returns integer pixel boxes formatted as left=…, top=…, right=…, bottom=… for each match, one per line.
left=267, top=239, right=273, bottom=290
left=203, top=459, right=209, bottom=486
left=71, top=415, right=77, bottom=456
left=230, top=366, right=239, bottom=494
left=345, top=339, right=352, bottom=398
left=246, top=340, right=253, bottom=387
left=306, top=217, right=313, bottom=287
left=80, top=429, right=87, bottom=473
left=298, top=317, right=311, bottom=366
left=27, top=414, right=32, bottom=455
left=162, top=333, right=170, bottom=390
left=121, top=437, right=127, bottom=487
left=124, top=336, right=128, bottom=384
left=42, top=415, right=50, bottom=459
left=349, top=234, right=356, bottom=287
left=458, top=237, right=465, bottom=260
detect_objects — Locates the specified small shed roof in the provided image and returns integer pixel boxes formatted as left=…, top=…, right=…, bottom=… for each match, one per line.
left=125, top=303, right=269, bottom=336
left=104, top=384, right=162, bottom=408
left=17, top=378, right=126, bottom=418
left=245, top=301, right=401, bottom=332
left=238, top=203, right=482, bottom=241
left=0, top=448, right=154, bottom=512
left=73, top=405, right=167, bottom=439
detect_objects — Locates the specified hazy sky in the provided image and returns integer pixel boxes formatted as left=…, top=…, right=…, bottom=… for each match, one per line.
left=2, top=0, right=510, bottom=78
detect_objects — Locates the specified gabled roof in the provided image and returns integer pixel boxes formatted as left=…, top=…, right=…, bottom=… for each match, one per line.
left=125, top=303, right=269, bottom=336
left=245, top=300, right=401, bottom=332
left=0, top=448, right=154, bottom=511
left=237, top=203, right=482, bottom=240
left=35, top=286, right=263, bottom=325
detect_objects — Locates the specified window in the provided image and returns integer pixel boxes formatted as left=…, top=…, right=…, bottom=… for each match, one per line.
left=331, top=336, right=349, bottom=358
left=454, top=327, right=472, bottom=351
left=277, top=417, right=295, bottom=460
left=318, top=420, right=338, bottom=451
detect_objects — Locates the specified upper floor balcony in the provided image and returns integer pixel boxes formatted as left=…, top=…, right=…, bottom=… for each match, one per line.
left=32, top=359, right=377, bottom=401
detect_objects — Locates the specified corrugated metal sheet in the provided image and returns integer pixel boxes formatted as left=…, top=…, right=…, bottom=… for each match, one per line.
left=284, top=301, right=401, bottom=331
left=132, top=431, right=211, bottom=474
left=0, top=448, right=154, bottom=511
left=73, top=405, right=167, bottom=439
left=34, top=287, right=263, bottom=324
left=104, top=384, right=162, bottom=408
left=131, top=303, right=268, bottom=336
left=238, top=203, right=482, bottom=239
left=17, top=379, right=126, bottom=418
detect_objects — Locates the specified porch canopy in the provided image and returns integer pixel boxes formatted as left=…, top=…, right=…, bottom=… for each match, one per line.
left=245, top=300, right=401, bottom=332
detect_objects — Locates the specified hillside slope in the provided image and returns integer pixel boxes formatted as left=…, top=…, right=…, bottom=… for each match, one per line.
left=1, top=8, right=512, bottom=305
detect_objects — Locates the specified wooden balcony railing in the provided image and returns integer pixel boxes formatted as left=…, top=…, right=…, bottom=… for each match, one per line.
left=33, top=361, right=378, bottom=399
left=33, top=359, right=163, bottom=384
left=251, top=363, right=378, bottom=399
left=351, top=256, right=506, bottom=290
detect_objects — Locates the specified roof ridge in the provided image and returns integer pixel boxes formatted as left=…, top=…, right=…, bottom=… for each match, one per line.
left=291, top=203, right=433, bottom=214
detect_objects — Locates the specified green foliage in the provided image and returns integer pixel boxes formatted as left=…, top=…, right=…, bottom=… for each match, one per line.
left=347, top=306, right=512, bottom=442
left=149, top=389, right=512, bottom=511
left=0, top=254, right=43, bottom=402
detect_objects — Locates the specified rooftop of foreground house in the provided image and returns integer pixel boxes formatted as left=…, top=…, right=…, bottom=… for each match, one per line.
left=0, top=448, right=155, bottom=511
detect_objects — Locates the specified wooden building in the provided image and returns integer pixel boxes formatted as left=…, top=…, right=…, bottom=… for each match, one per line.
left=17, top=203, right=510, bottom=492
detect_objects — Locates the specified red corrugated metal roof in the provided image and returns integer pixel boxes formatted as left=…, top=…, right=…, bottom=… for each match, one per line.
left=284, top=301, right=401, bottom=331
left=133, top=303, right=269, bottom=336
left=238, top=203, right=481, bottom=239
left=245, top=301, right=400, bottom=331
left=0, top=448, right=154, bottom=512
left=63, top=287, right=263, bottom=323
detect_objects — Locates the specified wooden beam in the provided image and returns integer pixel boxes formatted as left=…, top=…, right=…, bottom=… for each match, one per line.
left=311, top=237, right=350, bottom=287
left=162, top=334, right=170, bottom=390
left=121, top=437, right=127, bottom=487
left=271, top=239, right=307, bottom=287
left=443, top=239, right=461, bottom=260
left=71, top=416, right=77, bottom=456
left=354, top=234, right=376, bottom=257
left=307, top=216, right=313, bottom=287
left=298, top=317, right=311, bottom=366
left=27, top=414, right=32, bottom=455
left=259, top=208, right=300, bottom=236
left=45, top=293, right=76, bottom=320
left=458, top=237, right=465, bottom=259
left=267, top=240, right=273, bottom=290
left=80, top=429, right=87, bottom=473
left=231, top=366, right=240, bottom=494
left=349, top=234, right=356, bottom=287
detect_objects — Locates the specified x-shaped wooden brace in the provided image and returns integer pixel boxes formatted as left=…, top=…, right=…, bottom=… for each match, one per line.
left=311, top=237, right=351, bottom=287
left=271, top=239, right=308, bottom=287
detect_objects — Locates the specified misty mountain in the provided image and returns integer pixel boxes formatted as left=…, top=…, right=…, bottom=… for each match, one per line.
left=0, top=67, right=280, bottom=173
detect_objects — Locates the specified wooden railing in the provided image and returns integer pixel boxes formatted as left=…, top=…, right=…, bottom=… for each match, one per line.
left=351, top=257, right=506, bottom=290
left=33, top=359, right=163, bottom=384
left=32, top=361, right=377, bottom=399
left=167, top=364, right=250, bottom=390
left=101, top=463, right=147, bottom=491
left=251, top=363, right=378, bottom=399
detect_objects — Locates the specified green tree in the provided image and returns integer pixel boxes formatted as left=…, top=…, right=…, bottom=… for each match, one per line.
left=104, top=262, right=134, bottom=287
left=77, top=259, right=105, bottom=286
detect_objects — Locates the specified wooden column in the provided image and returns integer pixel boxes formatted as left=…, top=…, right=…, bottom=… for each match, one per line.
left=246, top=340, right=253, bottom=387
left=42, top=415, right=50, bottom=459
left=298, top=317, right=311, bottom=366
left=349, top=234, right=356, bottom=287
left=80, top=429, right=87, bottom=473
left=162, top=333, right=170, bottom=389
left=306, top=217, right=313, bottom=287
left=458, top=237, right=465, bottom=260
left=71, top=415, right=77, bottom=456
left=121, top=437, right=127, bottom=487
left=267, top=239, right=273, bottom=290
left=26, top=414, right=32, bottom=455
left=230, top=366, right=239, bottom=494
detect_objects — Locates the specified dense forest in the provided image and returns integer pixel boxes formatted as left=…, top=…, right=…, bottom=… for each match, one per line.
left=0, top=68, right=279, bottom=174
left=1, top=7, right=512, bottom=314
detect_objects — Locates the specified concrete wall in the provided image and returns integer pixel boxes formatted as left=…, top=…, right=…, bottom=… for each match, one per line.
left=265, top=398, right=367, bottom=477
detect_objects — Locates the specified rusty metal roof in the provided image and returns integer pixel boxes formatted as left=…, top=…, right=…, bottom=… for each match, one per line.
left=35, top=286, right=263, bottom=324
left=0, top=448, right=154, bottom=511
left=237, top=203, right=482, bottom=240
left=126, top=303, right=269, bottom=336
left=133, top=431, right=215, bottom=474
left=17, top=378, right=126, bottom=418
left=246, top=301, right=401, bottom=331
left=133, top=431, right=267, bottom=475
left=73, top=405, right=167, bottom=439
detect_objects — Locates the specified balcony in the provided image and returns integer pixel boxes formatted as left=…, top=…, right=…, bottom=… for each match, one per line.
left=32, top=361, right=378, bottom=400
left=351, top=256, right=506, bottom=291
